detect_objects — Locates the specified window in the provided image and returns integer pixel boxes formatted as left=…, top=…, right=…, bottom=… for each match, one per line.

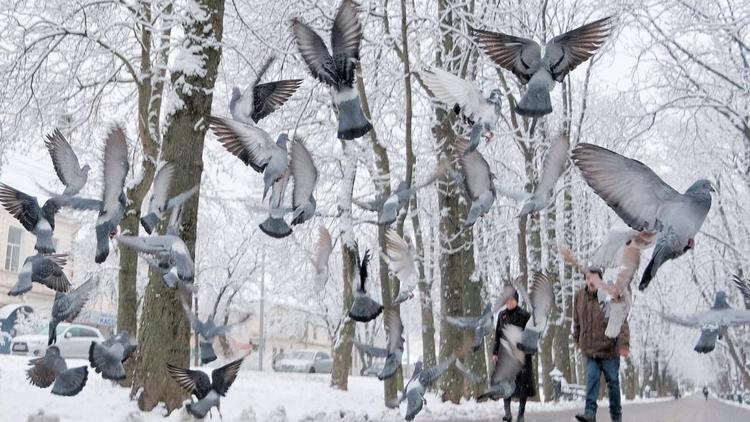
left=319, top=352, right=330, bottom=360
left=66, top=327, right=98, bottom=338
left=4, top=227, right=22, bottom=271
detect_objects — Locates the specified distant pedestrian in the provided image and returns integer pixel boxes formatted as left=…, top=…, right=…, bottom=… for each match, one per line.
left=703, top=386, right=709, bottom=400
left=493, top=288, right=535, bottom=422
left=574, top=268, right=630, bottom=422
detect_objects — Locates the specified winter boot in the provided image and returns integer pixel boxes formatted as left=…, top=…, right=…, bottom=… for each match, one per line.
left=575, top=414, right=596, bottom=422
left=502, top=399, right=513, bottom=421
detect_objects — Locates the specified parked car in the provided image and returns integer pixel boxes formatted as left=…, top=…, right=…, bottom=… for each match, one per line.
left=11, top=323, right=105, bottom=359
left=273, top=350, right=333, bottom=374
left=0, top=304, right=34, bottom=354
left=362, top=359, right=385, bottom=377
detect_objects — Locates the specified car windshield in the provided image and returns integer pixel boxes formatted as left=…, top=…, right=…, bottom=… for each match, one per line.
left=35, top=325, right=64, bottom=335
left=297, top=351, right=315, bottom=360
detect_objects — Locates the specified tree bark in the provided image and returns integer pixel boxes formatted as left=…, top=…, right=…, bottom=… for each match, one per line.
left=131, top=0, right=224, bottom=412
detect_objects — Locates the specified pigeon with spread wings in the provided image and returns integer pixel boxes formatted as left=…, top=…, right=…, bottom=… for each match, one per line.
left=516, top=272, right=556, bottom=353
left=0, top=184, right=61, bottom=254
left=44, top=129, right=90, bottom=196
left=139, top=162, right=199, bottom=234
left=8, top=253, right=70, bottom=296
left=181, top=298, right=251, bottom=364
left=48, top=276, right=98, bottom=345
left=384, top=229, right=418, bottom=305
left=349, top=248, right=383, bottom=323
left=514, top=134, right=569, bottom=217
left=88, top=330, right=137, bottom=380
left=230, top=58, right=302, bottom=125
left=291, top=0, right=372, bottom=140
left=475, top=16, right=613, bottom=117
left=167, top=356, right=244, bottom=419
left=289, top=139, right=319, bottom=226
left=572, top=143, right=713, bottom=291
left=354, top=308, right=404, bottom=381
left=26, top=345, right=88, bottom=396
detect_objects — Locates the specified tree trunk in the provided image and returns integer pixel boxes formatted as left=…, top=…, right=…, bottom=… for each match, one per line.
left=131, top=0, right=224, bottom=412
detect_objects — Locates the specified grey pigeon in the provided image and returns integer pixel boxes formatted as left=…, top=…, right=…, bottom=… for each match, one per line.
left=167, top=356, right=244, bottom=419
left=53, top=126, right=130, bottom=263
left=515, top=134, right=569, bottom=217
left=349, top=248, right=383, bottom=323
left=26, top=345, right=88, bottom=396
left=88, top=330, right=137, bottom=380
left=209, top=115, right=289, bottom=201
left=181, top=298, right=251, bottom=364
left=289, top=139, right=318, bottom=225
left=420, top=67, right=502, bottom=153
left=312, top=226, right=333, bottom=290
left=230, top=74, right=302, bottom=125
left=475, top=17, right=612, bottom=117
left=445, top=303, right=494, bottom=351
left=48, top=276, right=98, bottom=345
left=354, top=307, right=404, bottom=380
left=477, top=325, right=525, bottom=400
left=659, top=291, right=750, bottom=353
left=116, top=230, right=194, bottom=284
left=9, top=253, right=70, bottom=296
left=516, top=272, right=555, bottom=353
left=291, top=0, right=372, bottom=140
left=457, top=141, right=496, bottom=228
left=572, top=143, right=713, bottom=290
left=140, top=162, right=199, bottom=234
left=44, top=129, right=90, bottom=196
left=0, top=184, right=61, bottom=253
left=258, top=163, right=293, bottom=239
left=400, top=357, right=456, bottom=420
left=384, top=229, right=418, bottom=306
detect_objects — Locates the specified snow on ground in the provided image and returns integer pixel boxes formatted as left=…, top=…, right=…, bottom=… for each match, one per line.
left=0, top=354, right=658, bottom=421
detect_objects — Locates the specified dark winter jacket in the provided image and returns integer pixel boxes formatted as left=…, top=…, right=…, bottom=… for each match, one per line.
left=573, top=286, right=630, bottom=359
left=493, top=306, right=536, bottom=399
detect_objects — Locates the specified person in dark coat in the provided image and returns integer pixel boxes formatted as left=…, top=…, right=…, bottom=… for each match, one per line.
left=493, top=288, right=535, bottom=422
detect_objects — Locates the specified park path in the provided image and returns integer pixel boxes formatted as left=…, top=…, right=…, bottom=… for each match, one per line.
left=452, top=393, right=750, bottom=422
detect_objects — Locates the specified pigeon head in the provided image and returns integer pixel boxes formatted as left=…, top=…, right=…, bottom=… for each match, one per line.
left=82, top=164, right=91, bottom=173
left=413, top=361, right=423, bottom=375
left=276, top=133, right=289, bottom=148
left=488, top=89, right=503, bottom=107
left=230, top=87, right=241, bottom=104
left=686, top=179, right=715, bottom=195
left=46, top=345, right=61, bottom=357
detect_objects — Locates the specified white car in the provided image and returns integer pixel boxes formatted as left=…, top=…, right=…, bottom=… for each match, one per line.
left=11, top=323, right=105, bottom=359
left=273, top=350, right=333, bottom=374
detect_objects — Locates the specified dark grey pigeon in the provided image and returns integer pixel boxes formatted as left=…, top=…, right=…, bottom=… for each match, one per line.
left=291, top=0, right=373, bottom=140
left=88, top=330, right=137, bottom=380
left=289, top=139, right=318, bottom=226
left=354, top=307, right=404, bottom=381
left=209, top=116, right=289, bottom=201
left=48, top=276, right=98, bottom=345
left=475, top=17, right=612, bottom=117
left=0, top=184, right=61, bottom=253
left=516, top=134, right=569, bottom=217
left=167, top=356, right=244, bottom=419
left=230, top=77, right=302, bottom=126
left=348, top=248, right=383, bottom=323
left=26, top=345, right=88, bottom=396
left=259, top=163, right=293, bottom=239
left=44, top=129, right=90, bottom=195
left=420, top=67, right=502, bottom=153
left=9, top=253, right=70, bottom=296
left=477, top=325, right=525, bottom=400
left=659, top=291, right=750, bottom=354
left=181, top=298, right=251, bottom=364
left=53, top=126, right=130, bottom=263
left=400, top=357, right=456, bottom=420
left=516, top=272, right=555, bottom=353
left=457, top=141, right=496, bottom=228
left=445, top=303, right=493, bottom=351
left=140, top=162, right=199, bottom=234
left=572, top=143, right=713, bottom=290
left=116, top=232, right=194, bottom=283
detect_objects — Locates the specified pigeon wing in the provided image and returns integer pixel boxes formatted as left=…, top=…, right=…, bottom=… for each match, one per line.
left=490, top=326, right=525, bottom=385
left=166, top=364, right=212, bottom=399
left=251, top=79, right=303, bottom=123
left=289, top=139, right=319, bottom=209
left=44, top=129, right=82, bottom=187
left=353, top=341, right=389, bottom=358
left=544, top=16, right=613, bottom=81
left=0, top=184, right=41, bottom=232
left=208, top=116, right=278, bottom=173
left=534, top=133, right=569, bottom=197
left=100, top=126, right=129, bottom=222
left=384, top=229, right=418, bottom=287
left=529, top=272, right=555, bottom=328
left=291, top=19, right=337, bottom=86
left=147, top=163, right=176, bottom=214
left=473, top=29, right=541, bottom=83
left=211, top=357, right=244, bottom=396
left=460, top=149, right=492, bottom=200
left=420, top=67, right=489, bottom=121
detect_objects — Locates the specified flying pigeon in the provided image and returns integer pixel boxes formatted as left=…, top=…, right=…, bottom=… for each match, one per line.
left=354, top=307, right=404, bottom=380
left=400, top=357, right=456, bottom=420
left=289, top=139, right=319, bottom=225
left=291, top=0, right=373, bottom=140
left=0, top=184, right=61, bottom=254
left=420, top=67, right=502, bottom=153
left=116, top=224, right=194, bottom=284
left=44, top=129, right=90, bottom=196
left=26, top=345, right=88, bottom=396
left=48, top=276, right=98, bottom=345
left=140, top=162, right=199, bottom=234
left=181, top=298, right=251, bottom=364
left=477, top=325, right=526, bottom=400
left=8, top=253, right=70, bottom=296
left=355, top=163, right=446, bottom=226
left=52, top=126, right=130, bottom=263
left=88, top=330, right=137, bottom=380
left=516, top=272, right=555, bottom=353
left=659, top=291, right=750, bottom=353
left=208, top=115, right=288, bottom=201
left=444, top=285, right=518, bottom=351
left=384, top=229, right=418, bottom=305
left=229, top=58, right=302, bottom=125
left=732, top=275, right=750, bottom=309
left=572, top=143, right=713, bottom=290
left=349, top=248, right=383, bottom=323
left=258, top=163, right=293, bottom=239
left=312, top=226, right=333, bottom=290
left=474, top=16, right=613, bottom=117
left=167, top=356, right=244, bottom=419
left=515, top=133, right=570, bottom=217
left=456, top=140, right=496, bottom=228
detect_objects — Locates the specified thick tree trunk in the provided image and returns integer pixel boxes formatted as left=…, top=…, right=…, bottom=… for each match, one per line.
left=131, top=0, right=224, bottom=412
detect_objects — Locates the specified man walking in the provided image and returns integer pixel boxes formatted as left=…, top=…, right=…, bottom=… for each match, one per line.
left=493, top=288, right=536, bottom=422
left=574, top=268, right=630, bottom=422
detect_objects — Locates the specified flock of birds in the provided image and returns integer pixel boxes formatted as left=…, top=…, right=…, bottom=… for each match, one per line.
left=3, top=0, right=750, bottom=419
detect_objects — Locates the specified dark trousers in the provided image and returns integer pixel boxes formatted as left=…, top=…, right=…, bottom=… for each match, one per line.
left=585, top=356, right=622, bottom=419
left=503, top=397, right=526, bottom=418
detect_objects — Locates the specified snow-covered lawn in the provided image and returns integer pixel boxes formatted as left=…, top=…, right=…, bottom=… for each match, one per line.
left=0, top=354, right=638, bottom=421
